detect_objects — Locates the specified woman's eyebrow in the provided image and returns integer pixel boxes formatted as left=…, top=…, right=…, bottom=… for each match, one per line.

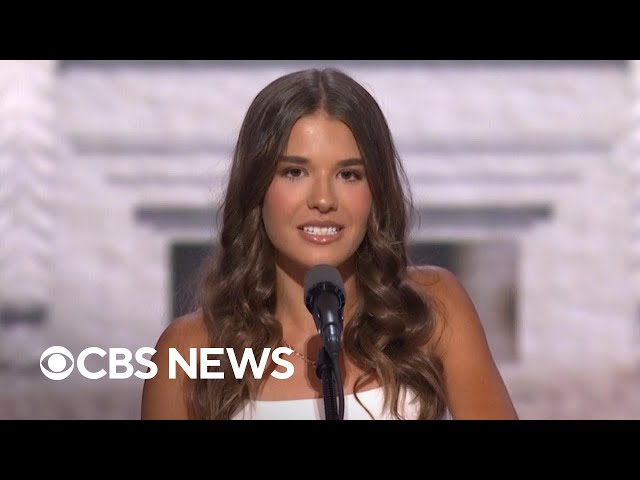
left=279, top=155, right=364, bottom=167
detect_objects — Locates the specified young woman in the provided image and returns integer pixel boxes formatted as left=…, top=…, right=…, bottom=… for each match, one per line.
left=141, top=67, right=518, bottom=420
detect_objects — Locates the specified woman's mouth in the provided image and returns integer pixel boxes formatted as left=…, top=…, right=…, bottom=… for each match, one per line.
left=297, top=225, right=344, bottom=244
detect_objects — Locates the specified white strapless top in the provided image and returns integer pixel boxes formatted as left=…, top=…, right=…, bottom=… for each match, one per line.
left=231, top=386, right=450, bottom=420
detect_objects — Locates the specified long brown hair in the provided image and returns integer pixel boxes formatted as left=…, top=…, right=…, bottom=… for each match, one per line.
left=186, top=68, right=447, bottom=419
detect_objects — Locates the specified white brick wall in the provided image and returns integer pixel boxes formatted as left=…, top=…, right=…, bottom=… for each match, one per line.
left=627, top=61, right=640, bottom=294
left=58, top=63, right=628, bottom=149
left=0, top=60, right=57, bottom=305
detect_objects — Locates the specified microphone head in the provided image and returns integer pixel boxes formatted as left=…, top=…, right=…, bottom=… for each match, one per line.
left=304, top=264, right=345, bottom=313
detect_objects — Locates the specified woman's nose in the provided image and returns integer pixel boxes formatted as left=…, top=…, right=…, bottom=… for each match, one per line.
left=307, top=177, right=337, bottom=212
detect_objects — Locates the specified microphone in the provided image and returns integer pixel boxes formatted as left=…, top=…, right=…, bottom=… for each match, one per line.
left=304, top=264, right=346, bottom=358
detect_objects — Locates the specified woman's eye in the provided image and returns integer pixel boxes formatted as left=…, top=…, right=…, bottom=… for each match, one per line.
left=341, top=170, right=362, bottom=182
left=283, top=168, right=304, bottom=180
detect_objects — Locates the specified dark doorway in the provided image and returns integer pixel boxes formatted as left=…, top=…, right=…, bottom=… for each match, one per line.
left=170, top=243, right=214, bottom=319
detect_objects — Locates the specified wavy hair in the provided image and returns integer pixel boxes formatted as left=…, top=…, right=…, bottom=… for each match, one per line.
left=186, top=67, right=447, bottom=419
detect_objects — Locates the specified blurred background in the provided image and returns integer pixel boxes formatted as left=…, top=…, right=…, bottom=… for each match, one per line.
left=1, top=60, right=639, bottom=419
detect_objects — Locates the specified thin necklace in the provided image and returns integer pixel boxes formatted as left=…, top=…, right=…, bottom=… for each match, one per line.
left=282, top=340, right=317, bottom=368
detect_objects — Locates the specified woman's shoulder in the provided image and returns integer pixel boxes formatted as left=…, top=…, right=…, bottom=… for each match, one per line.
left=140, top=310, right=208, bottom=419
left=405, top=267, right=519, bottom=419
left=405, top=264, right=464, bottom=304
left=404, top=264, right=481, bottom=352
left=155, top=309, right=209, bottom=353
left=405, top=264, right=478, bottom=317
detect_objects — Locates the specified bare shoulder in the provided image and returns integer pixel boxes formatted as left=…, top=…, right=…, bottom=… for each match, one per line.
left=406, top=263, right=469, bottom=303
left=155, top=310, right=209, bottom=352
left=406, top=265, right=519, bottom=419
left=406, top=265, right=472, bottom=351
left=140, top=310, right=209, bottom=420
left=406, top=263, right=460, bottom=299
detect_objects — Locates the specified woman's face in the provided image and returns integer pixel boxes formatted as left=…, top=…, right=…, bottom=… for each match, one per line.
left=262, top=111, right=373, bottom=272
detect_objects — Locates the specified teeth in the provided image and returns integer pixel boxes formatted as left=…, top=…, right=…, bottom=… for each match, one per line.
left=303, top=226, right=340, bottom=235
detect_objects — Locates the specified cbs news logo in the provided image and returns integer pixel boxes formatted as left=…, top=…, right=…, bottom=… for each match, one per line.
left=40, top=345, right=295, bottom=380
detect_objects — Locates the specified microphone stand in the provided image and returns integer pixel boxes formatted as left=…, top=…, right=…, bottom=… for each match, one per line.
left=305, top=273, right=346, bottom=420
left=315, top=345, right=344, bottom=420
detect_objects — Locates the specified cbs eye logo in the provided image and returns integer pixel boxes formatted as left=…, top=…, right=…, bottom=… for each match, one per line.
left=40, top=346, right=75, bottom=380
